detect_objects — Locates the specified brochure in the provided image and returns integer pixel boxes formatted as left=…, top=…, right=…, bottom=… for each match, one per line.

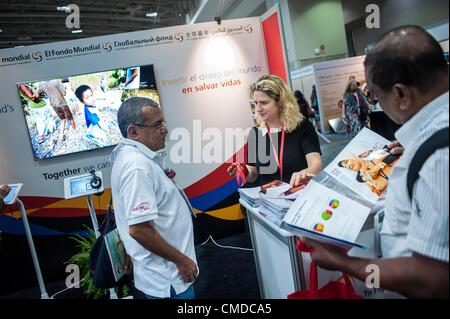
left=282, top=181, right=371, bottom=249
left=324, top=128, right=400, bottom=205
left=104, top=228, right=127, bottom=282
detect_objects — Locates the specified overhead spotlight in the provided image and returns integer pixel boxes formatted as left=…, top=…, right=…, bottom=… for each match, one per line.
left=214, top=16, right=222, bottom=25
left=0, top=29, right=3, bottom=32
left=146, top=12, right=158, bottom=18
left=72, top=29, right=83, bottom=34
left=56, top=6, right=71, bottom=13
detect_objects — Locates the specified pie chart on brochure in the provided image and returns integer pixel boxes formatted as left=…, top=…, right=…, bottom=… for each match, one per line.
left=329, top=199, right=340, bottom=209
left=321, top=210, right=333, bottom=221
left=313, top=223, right=325, bottom=233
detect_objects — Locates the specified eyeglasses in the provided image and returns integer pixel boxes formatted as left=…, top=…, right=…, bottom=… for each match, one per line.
left=133, top=121, right=167, bottom=130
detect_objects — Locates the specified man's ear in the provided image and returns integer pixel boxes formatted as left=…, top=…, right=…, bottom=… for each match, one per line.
left=393, top=84, right=413, bottom=112
left=127, top=125, right=138, bottom=139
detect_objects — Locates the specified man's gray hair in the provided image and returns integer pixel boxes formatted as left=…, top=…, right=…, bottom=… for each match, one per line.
left=117, top=97, right=159, bottom=138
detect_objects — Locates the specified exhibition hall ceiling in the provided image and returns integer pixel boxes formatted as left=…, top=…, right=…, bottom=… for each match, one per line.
left=0, top=0, right=197, bottom=49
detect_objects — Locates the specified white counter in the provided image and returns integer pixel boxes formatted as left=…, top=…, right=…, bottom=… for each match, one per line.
left=241, top=198, right=389, bottom=299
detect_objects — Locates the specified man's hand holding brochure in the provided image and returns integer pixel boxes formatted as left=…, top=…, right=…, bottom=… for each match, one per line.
left=281, top=128, right=401, bottom=249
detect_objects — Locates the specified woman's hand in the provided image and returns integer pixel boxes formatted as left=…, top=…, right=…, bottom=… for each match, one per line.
left=290, top=171, right=315, bottom=188
left=228, top=163, right=250, bottom=187
left=227, top=163, right=240, bottom=178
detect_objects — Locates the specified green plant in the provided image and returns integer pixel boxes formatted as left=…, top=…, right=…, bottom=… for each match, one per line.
left=68, top=228, right=130, bottom=299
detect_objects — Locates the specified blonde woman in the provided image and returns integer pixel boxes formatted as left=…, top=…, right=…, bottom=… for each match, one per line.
left=228, top=75, right=323, bottom=187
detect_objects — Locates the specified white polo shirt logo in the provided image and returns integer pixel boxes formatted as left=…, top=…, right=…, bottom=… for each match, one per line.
left=132, top=202, right=152, bottom=214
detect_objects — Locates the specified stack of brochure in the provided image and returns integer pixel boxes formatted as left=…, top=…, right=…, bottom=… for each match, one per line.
left=238, top=187, right=261, bottom=208
left=243, top=179, right=312, bottom=226
left=259, top=179, right=311, bottom=226
left=259, top=193, right=293, bottom=227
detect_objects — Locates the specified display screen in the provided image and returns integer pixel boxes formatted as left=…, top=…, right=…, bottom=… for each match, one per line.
left=17, top=64, right=160, bottom=160
left=70, top=175, right=95, bottom=197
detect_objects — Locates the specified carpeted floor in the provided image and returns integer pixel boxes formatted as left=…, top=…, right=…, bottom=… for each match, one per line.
left=194, top=230, right=259, bottom=299
left=1, top=231, right=259, bottom=300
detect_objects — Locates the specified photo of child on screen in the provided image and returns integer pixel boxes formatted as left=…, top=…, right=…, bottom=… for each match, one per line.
left=74, top=85, right=109, bottom=147
left=74, top=85, right=104, bottom=130
left=35, top=79, right=76, bottom=143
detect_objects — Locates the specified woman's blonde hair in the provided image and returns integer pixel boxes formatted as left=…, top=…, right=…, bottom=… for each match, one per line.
left=250, top=75, right=304, bottom=133
left=344, top=79, right=358, bottom=95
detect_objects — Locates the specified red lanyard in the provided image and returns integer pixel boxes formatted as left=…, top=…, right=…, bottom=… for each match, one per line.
left=267, top=127, right=286, bottom=180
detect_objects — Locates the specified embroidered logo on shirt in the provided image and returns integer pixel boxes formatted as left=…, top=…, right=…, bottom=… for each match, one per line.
left=132, top=202, right=152, bottom=214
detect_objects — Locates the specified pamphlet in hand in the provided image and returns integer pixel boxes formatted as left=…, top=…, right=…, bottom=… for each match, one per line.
left=324, top=128, right=400, bottom=204
left=104, top=228, right=128, bottom=282
left=282, top=180, right=371, bottom=249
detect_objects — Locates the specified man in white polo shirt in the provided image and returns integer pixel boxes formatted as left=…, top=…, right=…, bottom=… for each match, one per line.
left=301, top=26, right=449, bottom=298
left=111, top=97, right=198, bottom=299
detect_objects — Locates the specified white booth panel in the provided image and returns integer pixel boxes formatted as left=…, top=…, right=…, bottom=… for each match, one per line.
left=253, top=220, right=296, bottom=299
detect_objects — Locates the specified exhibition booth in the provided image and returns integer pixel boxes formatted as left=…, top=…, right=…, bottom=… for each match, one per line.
left=1, top=4, right=447, bottom=300
left=0, top=5, right=294, bottom=298
left=291, top=56, right=366, bottom=134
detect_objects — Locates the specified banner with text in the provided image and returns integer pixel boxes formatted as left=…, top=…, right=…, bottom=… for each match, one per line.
left=0, top=18, right=268, bottom=235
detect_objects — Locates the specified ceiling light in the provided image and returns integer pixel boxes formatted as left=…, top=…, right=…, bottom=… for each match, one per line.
left=146, top=12, right=158, bottom=18
left=0, top=29, right=3, bottom=33
left=56, top=6, right=71, bottom=13
left=72, top=29, right=83, bottom=34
